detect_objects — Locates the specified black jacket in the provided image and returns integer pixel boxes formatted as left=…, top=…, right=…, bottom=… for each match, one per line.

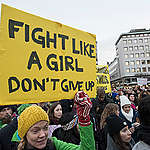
left=0, top=117, right=18, bottom=150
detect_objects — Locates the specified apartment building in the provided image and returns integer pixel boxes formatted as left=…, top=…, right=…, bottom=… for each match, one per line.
left=109, top=29, right=150, bottom=86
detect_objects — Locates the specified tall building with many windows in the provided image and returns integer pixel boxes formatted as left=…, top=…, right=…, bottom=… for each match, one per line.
left=109, top=29, right=150, bottom=86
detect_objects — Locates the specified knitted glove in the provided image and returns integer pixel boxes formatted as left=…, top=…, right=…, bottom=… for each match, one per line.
left=74, top=91, right=92, bottom=126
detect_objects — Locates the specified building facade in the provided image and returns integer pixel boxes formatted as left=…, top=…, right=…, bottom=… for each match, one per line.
left=109, top=29, right=150, bottom=86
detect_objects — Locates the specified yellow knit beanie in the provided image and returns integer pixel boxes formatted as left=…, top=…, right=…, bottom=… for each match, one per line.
left=18, top=105, right=49, bottom=139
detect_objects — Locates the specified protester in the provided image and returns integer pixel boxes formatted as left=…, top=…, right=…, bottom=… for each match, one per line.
left=112, top=93, right=120, bottom=106
left=106, top=114, right=135, bottom=150
left=90, top=87, right=113, bottom=150
left=119, top=95, right=139, bottom=129
left=132, top=95, right=150, bottom=150
left=91, top=87, right=113, bottom=129
left=47, top=102, right=62, bottom=138
left=52, top=110, right=80, bottom=145
left=128, top=93, right=137, bottom=110
left=100, top=103, right=119, bottom=130
left=97, top=103, right=119, bottom=150
left=0, top=104, right=32, bottom=150
left=16, top=91, right=95, bottom=150
left=0, top=105, right=16, bottom=128
left=59, top=99, right=74, bottom=114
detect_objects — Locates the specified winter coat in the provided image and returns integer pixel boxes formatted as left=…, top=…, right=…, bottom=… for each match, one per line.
left=0, top=121, right=95, bottom=150
left=26, top=124, right=95, bottom=150
left=119, top=109, right=138, bottom=128
left=48, top=124, right=61, bottom=138
left=106, top=134, right=135, bottom=150
left=133, top=124, right=150, bottom=149
left=52, top=124, right=80, bottom=145
left=90, top=96, right=113, bottom=129
left=0, top=117, right=18, bottom=150
left=97, top=125, right=108, bottom=150
left=132, top=141, right=150, bottom=150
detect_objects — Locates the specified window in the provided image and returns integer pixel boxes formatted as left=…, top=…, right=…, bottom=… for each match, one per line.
left=135, top=53, right=139, bottom=58
left=145, top=45, right=149, bottom=50
left=130, top=61, right=135, bottom=65
left=137, top=68, right=141, bottom=72
left=142, top=67, right=146, bottom=72
left=124, top=47, right=128, bottom=51
left=144, top=34, right=148, bottom=36
left=134, top=39, right=138, bottom=43
left=132, top=35, right=135, bottom=37
left=148, top=67, right=150, bottom=72
left=147, top=60, right=150, bottom=64
left=141, top=53, right=145, bottom=57
left=136, top=60, right=140, bottom=65
left=140, top=34, right=144, bottom=37
left=125, top=61, right=129, bottom=66
left=126, top=68, right=130, bottom=73
left=146, top=52, right=150, bottom=57
left=139, top=39, right=143, bottom=43
left=136, top=35, right=139, bottom=37
left=128, top=39, right=132, bottom=44
left=131, top=68, right=135, bottom=72
left=132, top=78, right=137, bottom=82
left=130, top=54, right=134, bottom=58
left=139, top=46, right=144, bottom=50
left=141, top=60, right=146, bottom=64
left=134, top=46, right=138, bottom=50
left=129, top=46, right=133, bottom=51
left=125, top=54, right=128, bottom=58
left=123, top=40, right=127, bottom=44
left=144, top=38, right=148, bottom=43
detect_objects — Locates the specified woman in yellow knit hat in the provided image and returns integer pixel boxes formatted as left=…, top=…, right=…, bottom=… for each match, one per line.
left=17, top=91, right=95, bottom=150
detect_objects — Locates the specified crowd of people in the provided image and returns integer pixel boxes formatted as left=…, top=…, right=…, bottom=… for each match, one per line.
left=0, top=84, right=150, bottom=150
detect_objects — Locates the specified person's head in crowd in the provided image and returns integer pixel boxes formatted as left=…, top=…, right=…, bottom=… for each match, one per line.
left=120, top=95, right=131, bottom=114
left=17, top=105, right=49, bottom=150
left=128, top=93, right=135, bottom=103
left=100, top=103, right=119, bottom=129
left=97, top=87, right=105, bottom=101
left=112, top=93, right=119, bottom=100
left=48, top=102, right=62, bottom=123
left=118, top=90, right=124, bottom=96
left=106, top=114, right=132, bottom=150
left=0, top=105, right=15, bottom=125
left=138, top=95, right=150, bottom=126
left=139, top=90, right=150, bottom=101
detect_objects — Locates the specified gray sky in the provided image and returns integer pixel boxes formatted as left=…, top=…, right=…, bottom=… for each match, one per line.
left=1, top=0, right=150, bottom=65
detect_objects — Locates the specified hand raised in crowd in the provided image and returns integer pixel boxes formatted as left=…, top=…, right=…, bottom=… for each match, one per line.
left=74, top=91, right=92, bottom=126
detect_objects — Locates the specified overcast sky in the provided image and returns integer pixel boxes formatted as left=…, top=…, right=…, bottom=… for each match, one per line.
left=1, top=0, right=150, bottom=65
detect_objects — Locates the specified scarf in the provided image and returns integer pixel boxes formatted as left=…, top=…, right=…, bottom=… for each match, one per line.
left=62, top=116, right=78, bottom=131
left=121, top=107, right=133, bottom=122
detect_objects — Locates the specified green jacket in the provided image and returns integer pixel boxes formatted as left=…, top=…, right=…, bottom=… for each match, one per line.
left=12, top=123, right=95, bottom=150
left=52, top=124, right=95, bottom=150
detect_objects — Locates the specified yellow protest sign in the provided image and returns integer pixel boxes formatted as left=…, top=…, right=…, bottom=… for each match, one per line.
left=96, top=65, right=111, bottom=93
left=0, top=4, right=96, bottom=105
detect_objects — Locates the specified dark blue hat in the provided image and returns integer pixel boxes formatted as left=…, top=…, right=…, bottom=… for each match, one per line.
left=106, top=114, right=127, bottom=136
